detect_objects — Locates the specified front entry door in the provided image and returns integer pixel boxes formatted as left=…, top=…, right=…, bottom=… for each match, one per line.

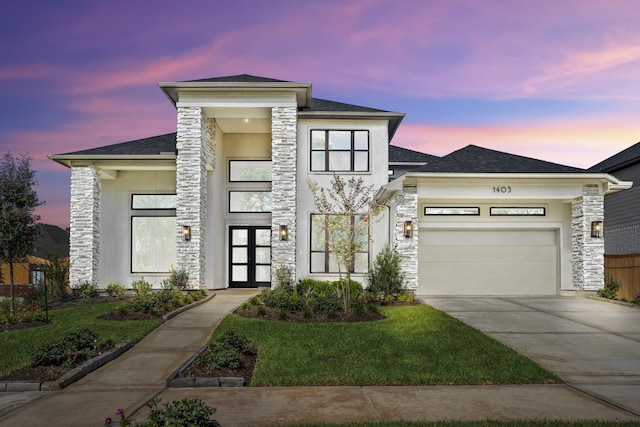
left=229, top=226, right=271, bottom=288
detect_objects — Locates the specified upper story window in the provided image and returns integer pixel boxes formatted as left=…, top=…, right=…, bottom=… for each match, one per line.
left=310, top=130, right=369, bottom=172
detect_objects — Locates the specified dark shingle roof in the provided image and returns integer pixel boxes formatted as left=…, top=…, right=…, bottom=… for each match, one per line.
left=56, top=133, right=177, bottom=156
left=410, top=145, right=585, bottom=173
left=589, top=141, right=640, bottom=173
left=389, top=145, right=439, bottom=163
left=182, top=74, right=290, bottom=83
left=308, top=98, right=391, bottom=113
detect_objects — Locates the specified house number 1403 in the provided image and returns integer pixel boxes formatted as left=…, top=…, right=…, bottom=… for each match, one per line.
left=493, top=186, right=511, bottom=193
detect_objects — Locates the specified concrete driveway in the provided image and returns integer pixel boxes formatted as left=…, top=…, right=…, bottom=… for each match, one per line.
left=421, top=296, right=640, bottom=417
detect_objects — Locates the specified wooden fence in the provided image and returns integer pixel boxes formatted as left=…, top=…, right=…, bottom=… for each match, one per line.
left=604, top=254, right=640, bottom=300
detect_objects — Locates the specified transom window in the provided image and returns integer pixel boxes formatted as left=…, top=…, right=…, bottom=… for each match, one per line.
left=229, top=160, right=272, bottom=182
left=310, top=130, right=369, bottom=172
left=229, top=191, right=272, bottom=213
left=490, top=207, right=546, bottom=216
left=310, top=214, right=369, bottom=273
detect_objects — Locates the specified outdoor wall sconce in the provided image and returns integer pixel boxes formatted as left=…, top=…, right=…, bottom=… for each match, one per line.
left=279, top=224, right=288, bottom=241
left=591, top=221, right=603, bottom=238
left=404, top=220, right=413, bottom=239
left=182, top=225, right=191, bottom=241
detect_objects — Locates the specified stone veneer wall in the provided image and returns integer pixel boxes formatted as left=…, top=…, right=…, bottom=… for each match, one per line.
left=270, top=106, right=297, bottom=287
left=393, top=186, right=418, bottom=289
left=176, top=107, right=215, bottom=289
left=572, top=184, right=605, bottom=290
left=69, top=166, right=100, bottom=286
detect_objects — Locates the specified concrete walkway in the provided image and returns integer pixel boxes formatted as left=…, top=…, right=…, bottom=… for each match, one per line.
left=0, top=292, right=638, bottom=426
left=424, top=296, right=640, bottom=418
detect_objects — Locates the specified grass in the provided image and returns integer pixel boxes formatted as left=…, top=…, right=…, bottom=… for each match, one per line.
left=289, top=422, right=640, bottom=427
left=213, top=304, right=560, bottom=386
left=0, top=300, right=162, bottom=376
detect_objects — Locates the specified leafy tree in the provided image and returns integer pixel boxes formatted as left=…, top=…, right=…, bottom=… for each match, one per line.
left=0, top=153, right=43, bottom=313
left=307, top=174, right=381, bottom=311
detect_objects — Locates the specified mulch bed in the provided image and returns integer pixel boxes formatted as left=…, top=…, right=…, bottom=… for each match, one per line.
left=234, top=306, right=387, bottom=322
left=177, top=348, right=258, bottom=385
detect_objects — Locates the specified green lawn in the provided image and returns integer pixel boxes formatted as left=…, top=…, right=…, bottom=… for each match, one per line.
left=213, top=304, right=559, bottom=386
left=289, top=422, right=640, bottom=427
left=0, top=301, right=162, bottom=376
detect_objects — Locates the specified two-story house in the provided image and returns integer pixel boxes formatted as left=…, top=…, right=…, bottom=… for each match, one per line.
left=50, top=74, right=632, bottom=296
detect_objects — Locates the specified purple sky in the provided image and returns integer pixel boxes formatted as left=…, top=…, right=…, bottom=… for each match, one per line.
left=1, top=0, right=639, bottom=228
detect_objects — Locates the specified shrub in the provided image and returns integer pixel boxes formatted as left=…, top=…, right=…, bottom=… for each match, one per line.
left=274, top=264, right=294, bottom=289
left=132, top=278, right=153, bottom=296
left=597, top=275, right=621, bottom=300
left=367, top=245, right=405, bottom=295
left=311, top=295, right=342, bottom=314
left=105, top=282, right=126, bottom=297
left=146, top=397, right=216, bottom=427
left=30, top=328, right=99, bottom=367
left=333, top=278, right=363, bottom=300
left=73, top=281, right=98, bottom=299
left=44, top=256, right=70, bottom=301
left=298, top=278, right=334, bottom=297
left=256, top=305, right=267, bottom=316
left=216, top=330, right=250, bottom=354
left=161, top=267, right=189, bottom=291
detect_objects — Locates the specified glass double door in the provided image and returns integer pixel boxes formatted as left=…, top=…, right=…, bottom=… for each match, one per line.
left=229, top=226, right=271, bottom=288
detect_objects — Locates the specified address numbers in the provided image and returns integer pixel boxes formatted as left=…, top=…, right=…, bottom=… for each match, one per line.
left=493, top=186, right=511, bottom=193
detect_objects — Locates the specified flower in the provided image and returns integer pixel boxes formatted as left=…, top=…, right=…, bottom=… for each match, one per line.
left=116, top=409, right=123, bottom=415
left=105, top=417, right=112, bottom=425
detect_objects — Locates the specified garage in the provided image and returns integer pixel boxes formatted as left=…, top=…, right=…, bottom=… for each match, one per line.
left=418, top=229, right=558, bottom=296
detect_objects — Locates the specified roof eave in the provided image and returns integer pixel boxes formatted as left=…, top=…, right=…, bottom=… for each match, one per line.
left=157, top=81, right=313, bottom=108
left=48, top=154, right=177, bottom=168
left=298, top=111, right=405, bottom=140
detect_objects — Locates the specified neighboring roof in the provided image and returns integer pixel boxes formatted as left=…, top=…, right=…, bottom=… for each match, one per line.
left=53, top=133, right=177, bottom=157
left=410, top=145, right=586, bottom=173
left=35, top=224, right=69, bottom=258
left=589, top=141, right=640, bottom=173
left=389, top=145, right=439, bottom=163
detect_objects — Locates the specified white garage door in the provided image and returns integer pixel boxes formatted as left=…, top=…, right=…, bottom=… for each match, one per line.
left=419, top=229, right=558, bottom=295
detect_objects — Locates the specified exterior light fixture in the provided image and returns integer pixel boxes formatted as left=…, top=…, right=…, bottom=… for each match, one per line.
left=182, top=225, right=191, bottom=241
left=279, top=224, right=288, bottom=241
left=404, top=220, right=413, bottom=239
left=591, top=221, right=603, bottom=238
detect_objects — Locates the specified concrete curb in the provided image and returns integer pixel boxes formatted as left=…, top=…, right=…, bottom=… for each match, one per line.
left=586, top=295, right=640, bottom=308
left=166, top=344, right=245, bottom=388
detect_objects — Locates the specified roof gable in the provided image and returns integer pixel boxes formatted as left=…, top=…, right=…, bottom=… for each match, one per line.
left=389, top=145, right=439, bottom=163
left=182, top=74, right=290, bottom=84
left=411, top=145, right=585, bottom=173
left=589, top=141, right=640, bottom=173
left=56, top=133, right=177, bottom=156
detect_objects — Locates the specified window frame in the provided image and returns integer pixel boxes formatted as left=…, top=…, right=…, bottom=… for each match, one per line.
left=490, top=207, right=546, bottom=216
left=228, top=191, right=272, bottom=213
left=310, top=130, right=370, bottom=172
left=309, top=214, right=370, bottom=274
left=131, top=193, right=177, bottom=210
left=130, top=215, right=177, bottom=274
left=228, top=160, right=272, bottom=182
left=424, top=207, right=480, bottom=216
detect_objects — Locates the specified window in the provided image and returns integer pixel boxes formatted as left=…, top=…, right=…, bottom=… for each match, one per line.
left=131, top=194, right=176, bottom=273
left=131, top=216, right=176, bottom=273
left=229, top=191, right=272, bottom=212
left=424, top=207, right=480, bottom=216
left=310, top=130, right=369, bottom=172
left=310, top=214, right=369, bottom=273
left=229, top=160, right=272, bottom=182
left=490, top=207, right=546, bottom=216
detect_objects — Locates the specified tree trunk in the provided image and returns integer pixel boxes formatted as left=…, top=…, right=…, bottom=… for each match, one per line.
left=9, top=259, right=15, bottom=314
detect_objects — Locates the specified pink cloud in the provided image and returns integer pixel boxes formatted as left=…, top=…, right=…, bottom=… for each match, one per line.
left=394, top=115, right=640, bottom=169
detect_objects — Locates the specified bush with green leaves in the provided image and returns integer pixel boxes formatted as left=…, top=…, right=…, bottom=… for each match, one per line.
left=366, top=244, right=405, bottom=295
left=261, top=287, right=304, bottom=312
left=29, top=328, right=99, bottom=367
left=161, top=267, right=189, bottom=291
left=274, top=264, right=294, bottom=289
left=132, top=277, right=153, bottom=296
left=310, top=295, right=342, bottom=314
left=145, top=397, right=216, bottom=427
left=44, top=256, right=70, bottom=301
left=105, top=282, right=126, bottom=297
left=195, top=330, right=252, bottom=371
left=72, top=281, right=98, bottom=299
left=216, top=329, right=250, bottom=354
left=597, top=275, right=621, bottom=300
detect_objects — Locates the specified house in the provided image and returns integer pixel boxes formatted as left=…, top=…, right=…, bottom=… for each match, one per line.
left=589, top=141, right=640, bottom=255
left=49, top=74, right=632, bottom=296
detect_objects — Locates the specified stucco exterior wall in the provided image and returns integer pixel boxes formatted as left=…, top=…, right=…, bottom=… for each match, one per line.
left=295, top=119, right=391, bottom=284
left=100, top=171, right=176, bottom=287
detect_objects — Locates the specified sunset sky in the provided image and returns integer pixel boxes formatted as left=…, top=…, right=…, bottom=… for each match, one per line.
left=1, top=0, right=639, bottom=228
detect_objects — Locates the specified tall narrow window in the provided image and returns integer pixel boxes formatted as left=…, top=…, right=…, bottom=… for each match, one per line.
left=131, top=194, right=176, bottom=273
left=310, top=130, right=369, bottom=172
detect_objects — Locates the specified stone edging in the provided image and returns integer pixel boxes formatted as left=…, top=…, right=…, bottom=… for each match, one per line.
left=0, top=292, right=217, bottom=392
left=166, top=344, right=244, bottom=388
left=586, top=295, right=640, bottom=309
left=0, top=341, right=133, bottom=392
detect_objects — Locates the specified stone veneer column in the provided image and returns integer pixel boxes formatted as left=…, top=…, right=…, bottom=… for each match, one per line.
left=572, top=184, right=605, bottom=291
left=69, top=166, right=100, bottom=287
left=176, top=107, right=215, bottom=289
left=271, top=106, right=297, bottom=287
left=393, top=185, right=418, bottom=289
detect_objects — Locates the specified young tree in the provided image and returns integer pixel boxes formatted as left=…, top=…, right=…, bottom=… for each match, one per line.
left=0, top=153, right=43, bottom=313
left=308, top=174, right=381, bottom=311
